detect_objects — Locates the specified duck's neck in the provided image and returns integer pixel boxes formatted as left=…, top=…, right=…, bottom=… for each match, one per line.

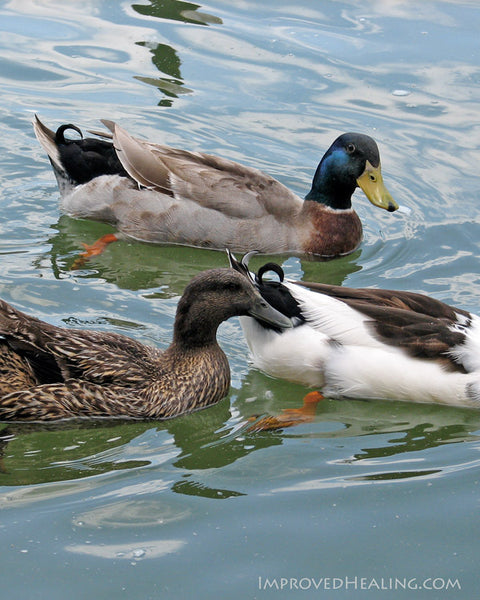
left=305, top=157, right=356, bottom=210
left=172, top=301, right=222, bottom=350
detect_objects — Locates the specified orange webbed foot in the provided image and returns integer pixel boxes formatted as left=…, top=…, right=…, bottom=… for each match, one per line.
left=247, top=391, right=324, bottom=431
left=71, top=233, right=119, bottom=269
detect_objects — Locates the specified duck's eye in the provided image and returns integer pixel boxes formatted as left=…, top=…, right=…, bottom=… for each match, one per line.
left=346, top=143, right=356, bottom=154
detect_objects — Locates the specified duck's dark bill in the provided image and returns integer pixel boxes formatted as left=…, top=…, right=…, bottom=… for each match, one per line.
left=248, top=297, right=292, bottom=329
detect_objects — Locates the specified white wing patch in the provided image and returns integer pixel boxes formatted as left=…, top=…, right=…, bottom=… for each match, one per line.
left=449, top=313, right=480, bottom=372
left=285, top=281, right=384, bottom=348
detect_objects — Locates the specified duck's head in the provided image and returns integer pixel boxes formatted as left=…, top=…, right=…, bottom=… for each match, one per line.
left=227, top=250, right=304, bottom=330
left=306, top=132, right=398, bottom=213
left=173, top=268, right=292, bottom=347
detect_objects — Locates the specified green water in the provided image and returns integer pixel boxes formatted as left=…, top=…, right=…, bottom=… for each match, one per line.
left=1, top=1, right=480, bottom=598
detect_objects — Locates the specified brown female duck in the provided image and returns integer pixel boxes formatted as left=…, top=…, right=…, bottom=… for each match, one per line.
left=0, top=268, right=290, bottom=421
left=33, top=116, right=398, bottom=260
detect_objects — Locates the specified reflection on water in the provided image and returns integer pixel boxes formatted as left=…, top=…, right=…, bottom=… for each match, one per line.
left=2, top=369, right=480, bottom=494
left=42, top=215, right=364, bottom=293
left=0, top=420, right=154, bottom=486
left=72, top=498, right=191, bottom=528
left=135, top=42, right=193, bottom=105
left=65, top=538, right=186, bottom=560
left=132, top=0, right=222, bottom=105
left=132, top=0, right=222, bottom=26
left=1, top=1, right=480, bottom=594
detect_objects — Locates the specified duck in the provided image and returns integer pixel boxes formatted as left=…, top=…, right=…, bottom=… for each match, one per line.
left=0, top=268, right=291, bottom=421
left=228, top=251, right=480, bottom=408
left=33, top=115, right=398, bottom=260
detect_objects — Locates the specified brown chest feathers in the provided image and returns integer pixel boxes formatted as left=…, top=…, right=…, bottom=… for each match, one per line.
left=300, top=203, right=362, bottom=256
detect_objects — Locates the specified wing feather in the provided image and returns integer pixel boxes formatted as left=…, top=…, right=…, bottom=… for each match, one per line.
left=0, top=299, right=162, bottom=387
left=288, top=282, right=470, bottom=370
left=103, top=121, right=303, bottom=220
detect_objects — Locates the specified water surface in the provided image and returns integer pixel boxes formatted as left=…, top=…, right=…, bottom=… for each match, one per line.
left=1, top=1, right=480, bottom=598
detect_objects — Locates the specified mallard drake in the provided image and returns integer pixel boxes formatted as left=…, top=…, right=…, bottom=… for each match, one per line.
left=0, top=268, right=291, bottom=421
left=33, top=116, right=398, bottom=259
left=228, top=252, right=480, bottom=408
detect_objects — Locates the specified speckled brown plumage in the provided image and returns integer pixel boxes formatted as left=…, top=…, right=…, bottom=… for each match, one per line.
left=0, top=268, right=290, bottom=421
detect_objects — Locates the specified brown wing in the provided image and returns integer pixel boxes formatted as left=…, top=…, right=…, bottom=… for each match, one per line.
left=351, top=303, right=467, bottom=368
left=0, top=299, right=162, bottom=387
left=44, top=329, right=164, bottom=385
left=294, top=282, right=470, bottom=370
left=296, top=280, right=470, bottom=321
left=101, top=120, right=303, bottom=220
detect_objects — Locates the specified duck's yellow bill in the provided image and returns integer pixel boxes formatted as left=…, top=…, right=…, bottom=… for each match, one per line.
left=356, top=161, right=398, bottom=212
